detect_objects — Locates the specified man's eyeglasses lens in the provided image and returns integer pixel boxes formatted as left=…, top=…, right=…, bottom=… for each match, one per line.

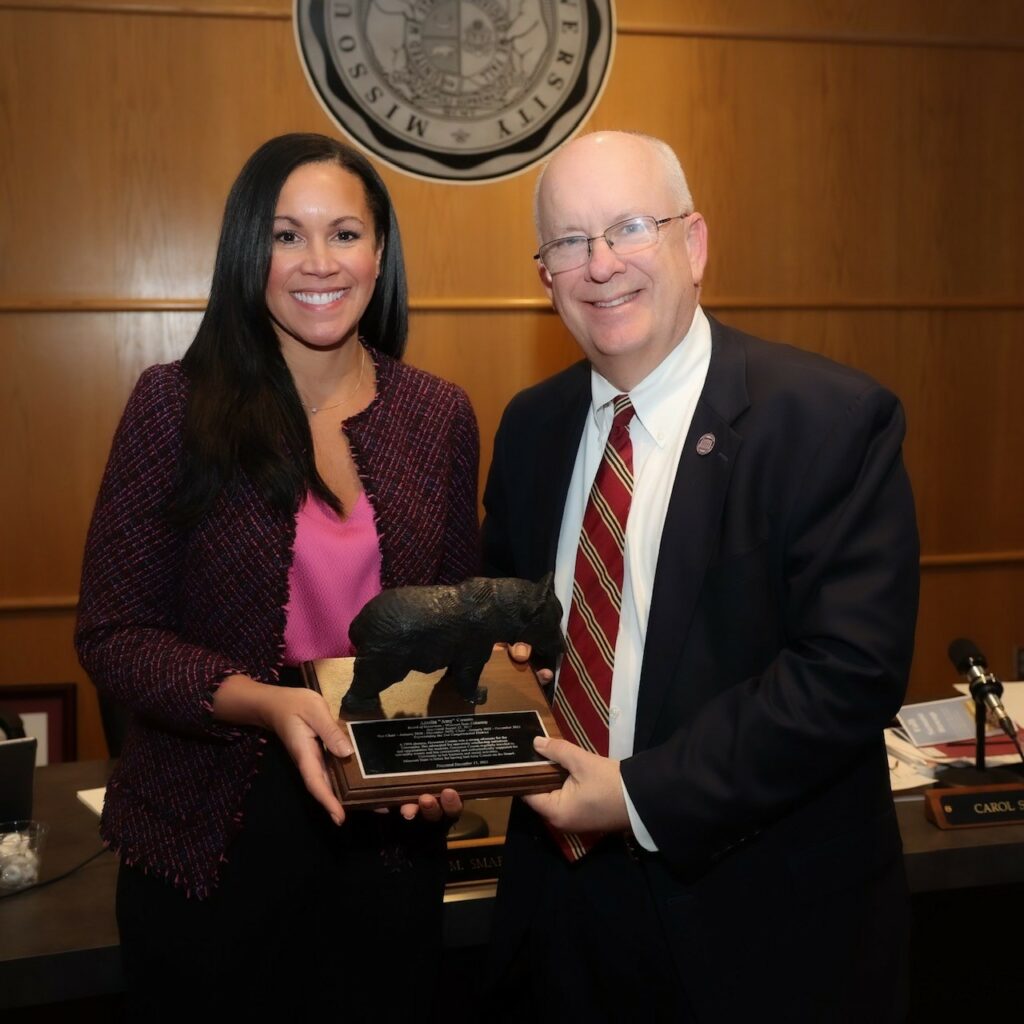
left=537, top=215, right=681, bottom=274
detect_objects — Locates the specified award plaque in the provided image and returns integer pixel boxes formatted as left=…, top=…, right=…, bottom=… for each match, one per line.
left=302, top=649, right=567, bottom=807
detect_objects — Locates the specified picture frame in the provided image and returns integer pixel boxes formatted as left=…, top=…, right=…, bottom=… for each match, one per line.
left=0, top=682, right=78, bottom=765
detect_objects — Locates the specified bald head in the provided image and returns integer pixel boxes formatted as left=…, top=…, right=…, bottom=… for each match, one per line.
left=533, top=132, right=693, bottom=238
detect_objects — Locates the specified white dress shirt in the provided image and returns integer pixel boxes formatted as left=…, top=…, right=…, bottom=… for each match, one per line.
left=553, top=306, right=712, bottom=848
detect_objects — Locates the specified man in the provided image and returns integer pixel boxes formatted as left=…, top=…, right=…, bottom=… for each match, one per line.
left=482, top=132, right=919, bottom=1022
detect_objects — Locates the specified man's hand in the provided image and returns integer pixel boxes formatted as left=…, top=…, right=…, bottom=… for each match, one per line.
left=523, top=736, right=629, bottom=833
left=399, top=790, right=464, bottom=823
left=399, top=788, right=463, bottom=823
left=504, top=641, right=554, bottom=684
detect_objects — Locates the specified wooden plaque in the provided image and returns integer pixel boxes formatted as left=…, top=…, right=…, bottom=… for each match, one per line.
left=302, top=649, right=567, bottom=807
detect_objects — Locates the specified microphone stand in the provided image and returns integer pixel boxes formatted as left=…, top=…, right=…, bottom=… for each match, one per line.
left=969, top=676, right=1003, bottom=773
left=935, top=679, right=1023, bottom=786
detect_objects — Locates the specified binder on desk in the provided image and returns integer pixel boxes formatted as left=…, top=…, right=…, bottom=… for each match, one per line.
left=0, top=736, right=37, bottom=820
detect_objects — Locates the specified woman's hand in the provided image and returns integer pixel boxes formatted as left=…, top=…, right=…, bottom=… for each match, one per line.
left=213, top=675, right=352, bottom=825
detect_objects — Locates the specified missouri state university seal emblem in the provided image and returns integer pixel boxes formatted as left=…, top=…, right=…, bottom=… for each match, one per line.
left=294, top=1, right=616, bottom=182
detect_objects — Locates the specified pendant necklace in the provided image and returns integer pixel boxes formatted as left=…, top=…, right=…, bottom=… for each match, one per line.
left=304, top=345, right=366, bottom=415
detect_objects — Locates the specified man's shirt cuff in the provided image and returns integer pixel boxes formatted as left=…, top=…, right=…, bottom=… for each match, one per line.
left=621, top=777, right=658, bottom=852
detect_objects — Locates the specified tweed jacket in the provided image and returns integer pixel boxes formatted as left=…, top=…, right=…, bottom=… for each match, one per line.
left=76, top=351, right=479, bottom=897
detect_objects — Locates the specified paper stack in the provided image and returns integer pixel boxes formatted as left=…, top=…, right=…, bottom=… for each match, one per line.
left=887, top=681, right=1024, bottom=792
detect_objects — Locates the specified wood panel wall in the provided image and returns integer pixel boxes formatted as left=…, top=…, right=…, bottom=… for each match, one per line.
left=2, top=0, right=1022, bottom=759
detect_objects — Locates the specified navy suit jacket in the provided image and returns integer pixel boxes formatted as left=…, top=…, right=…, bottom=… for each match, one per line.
left=481, top=316, right=919, bottom=1020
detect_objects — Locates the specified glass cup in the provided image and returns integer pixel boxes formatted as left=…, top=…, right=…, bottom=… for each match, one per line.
left=0, top=820, right=48, bottom=893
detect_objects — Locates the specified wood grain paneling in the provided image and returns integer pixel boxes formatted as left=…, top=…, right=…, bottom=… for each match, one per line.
left=0, top=612, right=106, bottom=760
left=2, top=1, right=290, bottom=16
left=5, top=305, right=1021, bottom=563
left=7, top=558, right=1019, bottom=761
left=6, top=307, right=1020, bottom=596
left=0, top=1, right=1021, bottom=757
left=588, top=36, right=1024, bottom=306
left=718, top=310, right=1024, bottom=556
left=0, top=9, right=327, bottom=302
left=11, top=1, right=1024, bottom=48
left=3, top=304, right=1020, bottom=751
left=623, top=0, right=1024, bottom=48
left=913, top=565, right=1024, bottom=700
left=0, top=313, right=199, bottom=599
left=405, top=309, right=580, bottom=484
left=3, top=10, right=1022, bottom=305
left=0, top=309, right=579, bottom=604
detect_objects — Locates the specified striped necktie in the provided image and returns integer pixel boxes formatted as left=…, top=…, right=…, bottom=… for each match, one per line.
left=550, top=393, right=635, bottom=861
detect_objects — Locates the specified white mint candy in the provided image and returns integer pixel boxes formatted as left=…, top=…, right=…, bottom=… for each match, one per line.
left=0, top=830, right=41, bottom=889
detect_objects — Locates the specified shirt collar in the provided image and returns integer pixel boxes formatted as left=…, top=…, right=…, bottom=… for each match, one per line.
left=590, top=306, right=712, bottom=448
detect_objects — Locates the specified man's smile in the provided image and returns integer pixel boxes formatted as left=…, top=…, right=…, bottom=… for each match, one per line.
left=590, top=290, right=640, bottom=309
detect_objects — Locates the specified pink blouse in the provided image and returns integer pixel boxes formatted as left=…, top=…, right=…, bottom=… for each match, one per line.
left=283, top=491, right=382, bottom=665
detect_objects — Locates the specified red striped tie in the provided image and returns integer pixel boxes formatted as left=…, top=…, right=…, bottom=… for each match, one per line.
left=550, top=394, right=634, bottom=861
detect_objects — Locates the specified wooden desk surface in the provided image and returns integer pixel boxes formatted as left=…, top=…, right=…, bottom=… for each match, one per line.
left=896, top=793, right=1024, bottom=891
left=5, top=762, right=1024, bottom=1009
left=0, top=760, right=119, bottom=1008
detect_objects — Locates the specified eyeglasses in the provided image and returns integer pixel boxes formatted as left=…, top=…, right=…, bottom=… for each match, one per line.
left=533, top=214, right=689, bottom=274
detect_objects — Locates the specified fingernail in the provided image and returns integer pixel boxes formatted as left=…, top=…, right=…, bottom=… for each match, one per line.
left=534, top=736, right=548, bottom=751
left=331, top=813, right=342, bottom=826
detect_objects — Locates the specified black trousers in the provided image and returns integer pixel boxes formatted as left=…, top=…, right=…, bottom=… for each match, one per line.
left=116, top=737, right=448, bottom=1022
left=487, top=813, right=909, bottom=1024
left=489, top=833, right=693, bottom=1023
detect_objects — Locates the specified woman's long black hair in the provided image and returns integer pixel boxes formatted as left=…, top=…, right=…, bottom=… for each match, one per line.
left=167, top=133, right=408, bottom=525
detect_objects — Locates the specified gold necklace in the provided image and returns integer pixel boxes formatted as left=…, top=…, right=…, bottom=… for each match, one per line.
left=303, top=345, right=366, bottom=415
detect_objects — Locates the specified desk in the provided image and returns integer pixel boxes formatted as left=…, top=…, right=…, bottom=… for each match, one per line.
left=0, top=762, right=496, bottom=1009
left=897, top=792, right=1024, bottom=891
left=4, top=763, right=1024, bottom=1010
left=0, top=761, right=118, bottom=1009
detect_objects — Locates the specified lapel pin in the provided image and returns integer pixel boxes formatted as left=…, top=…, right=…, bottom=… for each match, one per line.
left=696, top=432, right=716, bottom=456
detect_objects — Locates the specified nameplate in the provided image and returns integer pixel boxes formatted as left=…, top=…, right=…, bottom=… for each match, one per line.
left=447, top=836, right=504, bottom=887
left=924, top=783, right=1024, bottom=829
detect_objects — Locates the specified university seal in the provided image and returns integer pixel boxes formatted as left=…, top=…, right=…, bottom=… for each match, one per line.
left=294, top=0, right=616, bottom=182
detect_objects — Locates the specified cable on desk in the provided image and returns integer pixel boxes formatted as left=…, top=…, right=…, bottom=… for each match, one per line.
left=0, top=846, right=109, bottom=901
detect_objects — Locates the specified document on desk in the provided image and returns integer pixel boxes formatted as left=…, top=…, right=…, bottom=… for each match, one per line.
left=887, top=756, right=936, bottom=792
left=76, top=787, right=106, bottom=816
left=953, top=680, right=1024, bottom=722
left=885, top=729, right=941, bottom=792
left=896, top=695, right=999, bottom=746
left=887, top=682, right=1024, bottom=792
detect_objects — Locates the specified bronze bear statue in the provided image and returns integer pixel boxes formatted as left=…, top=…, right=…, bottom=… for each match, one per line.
left=343, top=574, right=564, bottom=712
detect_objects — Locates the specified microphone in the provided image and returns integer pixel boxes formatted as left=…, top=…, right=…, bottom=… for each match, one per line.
left=948, top=638, right=1017, bottom=741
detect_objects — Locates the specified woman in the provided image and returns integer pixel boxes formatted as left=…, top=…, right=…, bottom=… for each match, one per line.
left=75, top=134, right=479, bottom=1018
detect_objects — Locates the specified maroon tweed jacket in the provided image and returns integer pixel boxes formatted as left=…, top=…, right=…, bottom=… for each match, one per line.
left=76, top=350, right=479, bottom=897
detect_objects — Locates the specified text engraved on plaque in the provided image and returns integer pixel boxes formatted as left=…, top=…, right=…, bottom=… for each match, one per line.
left=352, top=711, right=551, bottom=778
